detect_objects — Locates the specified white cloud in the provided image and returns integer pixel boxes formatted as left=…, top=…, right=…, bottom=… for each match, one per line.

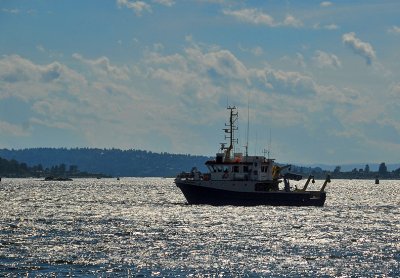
left=116, top=0, right=174, bottom=14
left=153, top=0, right=175, bottom=6
left=389, top=83, right=400, bottom=100
left=324, top=24, right=338, bottom=30
left=163, top=47, right=248, bottom=80
left=313, top=50, right=341, bottom=69
left=342, top=32, right=376, bottom=65
left=72, top=53, right=130, bottom=80
left=145, top=46, right=250, bottom=104
left=280, top=53, right=306, bottom=69
left=116, top=0, right=152, bottom=15
left=239, top=45, right=264, bottom=56
left=35, top=44, right=64, bottom=59
left=1, top=40, right=397, bottom=160
left=264, top=70, right=317, bottom=96
left=0, top=54, right=85, bottom=92
left=388, top=25, right=400, bottom=34
left=283, top=14, right=303, bottom=28
left=202, top=50, right=249, bottom=80
left=313, top=23, right=339, bottom=30
left=0, top=54, right=149, bottom=149
left=223, top=8, right=275, bottom=26
left=324, top=23, right=339, bottom=30
left=320, top=1, right=333, bottom=7
left=0, top=121, right=30, bottom=136
left=297, top=53, right=306, bottom=68
left=36, top=45, right=46, bottom=53
left=3, top=0, right=400, bottom=162
left=251, top=46, right=264, bottom=56
left=1, top=8, right=20, bottom=14
left=223, top=9, right=303, bottom=28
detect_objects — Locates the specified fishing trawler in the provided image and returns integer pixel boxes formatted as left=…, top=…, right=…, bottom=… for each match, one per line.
left=175, top=106, right=330, bottom=206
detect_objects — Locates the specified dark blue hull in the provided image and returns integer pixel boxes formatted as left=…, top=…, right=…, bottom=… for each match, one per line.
left=176, top=182, right=326, bottom=207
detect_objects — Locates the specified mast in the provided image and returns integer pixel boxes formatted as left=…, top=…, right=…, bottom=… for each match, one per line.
left=223, top=106, right=238, bottom=161
left=245, top=93, right=250, bottom=158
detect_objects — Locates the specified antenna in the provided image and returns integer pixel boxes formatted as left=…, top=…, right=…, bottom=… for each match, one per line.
left=254, top=131, right=258, bottom=156
left=268, top=128, right=272, bottom=159
left=245, top=92, right=250, bottom=158
left=262, top=148, right=270, bottom=161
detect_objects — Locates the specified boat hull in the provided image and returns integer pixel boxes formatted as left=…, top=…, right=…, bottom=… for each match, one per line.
left=175, top=181, right=326, bottom=207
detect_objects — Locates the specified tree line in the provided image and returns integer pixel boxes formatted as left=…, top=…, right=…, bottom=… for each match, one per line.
left=330, top=162, right=400, bottom=179
left=278, top=162, right=400, bottom=180
left=0, top=156, right=107, bottom=178
left=0, top=148, right=399, bottom=179
left=0, top=148, right=208, bottom=177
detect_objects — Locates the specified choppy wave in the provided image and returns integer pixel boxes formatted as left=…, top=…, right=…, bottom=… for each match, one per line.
left=0, top=178, right=399, bottom=277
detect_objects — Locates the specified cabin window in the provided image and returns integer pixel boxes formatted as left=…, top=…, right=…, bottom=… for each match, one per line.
left=261, top=166, right=268, bottom=172
left=243, top=166, right=249, bottom=172
left=233, top=165, right=239, bottom=173
left=223, top=166, right=230, bottom=172
left=216, top=165, right=223, bottom=172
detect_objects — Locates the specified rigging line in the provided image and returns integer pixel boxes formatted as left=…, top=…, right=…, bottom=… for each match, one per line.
left=246, top=91, right=250, bottom=158
left=268, top=128, right=272, bottom=159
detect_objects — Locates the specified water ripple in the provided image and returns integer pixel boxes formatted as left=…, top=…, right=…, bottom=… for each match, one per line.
left=0, top=178, right=399, bottom=276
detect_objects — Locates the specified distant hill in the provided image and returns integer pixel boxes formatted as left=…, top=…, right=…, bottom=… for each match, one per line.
left=0, top=148, right=398, bottom=179
left=0, top=148, right=209, bottom=177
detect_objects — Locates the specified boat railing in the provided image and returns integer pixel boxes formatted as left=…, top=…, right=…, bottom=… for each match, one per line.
left=176, top=170, right=207, bottom=181
left=176, top=172, right=194, bottom=180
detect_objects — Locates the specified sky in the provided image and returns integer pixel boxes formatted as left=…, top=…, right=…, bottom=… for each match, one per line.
left=1, top=0, right=400, bottom=165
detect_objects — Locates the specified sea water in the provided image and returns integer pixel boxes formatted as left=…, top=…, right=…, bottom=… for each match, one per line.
left=0, top=178, right=399, bottom=277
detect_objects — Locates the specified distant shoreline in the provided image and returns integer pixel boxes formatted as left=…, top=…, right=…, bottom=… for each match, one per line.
left=1, top=148, right=399, bottom=180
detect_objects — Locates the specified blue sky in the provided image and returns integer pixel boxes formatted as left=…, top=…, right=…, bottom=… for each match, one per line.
left=1, top=0, right=400, bottom=165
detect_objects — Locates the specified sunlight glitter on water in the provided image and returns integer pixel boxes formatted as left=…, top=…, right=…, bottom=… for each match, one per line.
left=0, top=178, right=399, bottom=276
